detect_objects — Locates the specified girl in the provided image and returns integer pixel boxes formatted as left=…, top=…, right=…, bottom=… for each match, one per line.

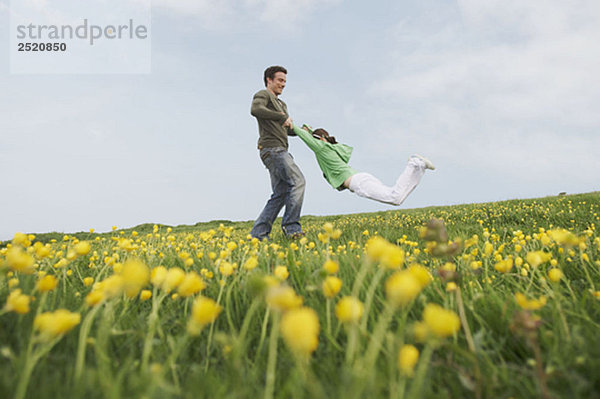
left=292, top=124, right=434, bottom=206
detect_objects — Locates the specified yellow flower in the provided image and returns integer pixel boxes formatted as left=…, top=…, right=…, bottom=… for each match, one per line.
left=385, top=270, right=422, bottom=307
left=547, top=228, right=579, bottom=247
left=494, top=258, right=513, bottom=273
left=12, top=232, right=30, bottom=247
left=5, top=247, right=35, bottom=274
left=464, top=235, right=479, bottom=248
left=119, top=259, right=150, bottom=298
left=526, top=251, right=551, bottom=268
left=140, top=290, right=152, bottom=301
left=445, top=282, right=458, bottom=292
left=280, top=307, right=320, bottom=357
left=151, top=266, right=168, bottom=287
left=54, top=258, right=69, bottom=269
left=162, top=267, right=185, bottom=292
left=335, top=296, right=364, bottom=323
left=547, top=268, right=564, bottom=282
left=323, top=259, right=339, bottom=274
left=243, top=256, right=259, bottom=270
left=407, top=264, right=432, bottom=288
left=177, top=272, right=206, bottom=297
left=483, top=242, right=494, bottom=257
left=366, top=236, right=389, bottom=261
left=515, top=293, right=547, bottom=310
left=274, top=265, right=289, bottom=281
left=34, top=243, right=51, bottom=259
left=8, top=278, right=19, bottom=288
left=515, top=257, right=523, bottom=267
left=266, top=286, right=303, bottom=311
left=37, top=275, right=58, bottom=292
left=423, top=304, right=460, bottom=338
left=380, top=244, right=405, bottom=269
left=4, top=289, right=31, bottom=314
left=440, top=262, right=456, bottom=272
left=85, top=290, right=105, bottom=306
left=322, top=276, right=342, bottom=298
left=34, top=309, right=81, bottom=339
left=470, top=261, right=482, bottom=270
left=74, top=241, right=91, bottom=256
left=219, top=261, right=235, bottom=277
left=331, top=229, right=342, bottom=239
left=398, top=344, right=419, bottom=376
left=83, top=277, right=94, bottom=287
left=188, top=296, right=222, bottom=335
left=97, top=275, right=124, bottom=299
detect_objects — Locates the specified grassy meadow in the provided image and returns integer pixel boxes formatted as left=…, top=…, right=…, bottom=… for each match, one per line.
left=1, top=192, right=599, bottom=398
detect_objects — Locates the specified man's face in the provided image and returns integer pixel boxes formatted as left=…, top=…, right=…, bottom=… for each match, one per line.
left=266, top=72, right=286, bottom=96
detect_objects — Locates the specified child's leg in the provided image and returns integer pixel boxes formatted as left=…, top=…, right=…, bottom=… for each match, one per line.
left=390, top=157, right=426, bottom=205
left=347, top=157, right=427, bottom=206
left=347, top=173, right=398, bottom=205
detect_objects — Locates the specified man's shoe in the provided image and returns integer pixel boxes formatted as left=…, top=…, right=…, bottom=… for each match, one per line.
left=413, top=154, right=435, bottom=170
left=288, top=232, right=305, bottom=240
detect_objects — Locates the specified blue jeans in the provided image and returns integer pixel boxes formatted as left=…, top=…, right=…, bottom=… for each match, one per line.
left=251, top=147, right=305, bottom=239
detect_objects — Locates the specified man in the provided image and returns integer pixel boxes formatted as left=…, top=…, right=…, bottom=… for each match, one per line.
left=250, top=66, right=305, bottom=240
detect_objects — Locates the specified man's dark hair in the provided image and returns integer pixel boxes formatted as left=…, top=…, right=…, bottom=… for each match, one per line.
left=264, top=66, right=287, bottom=87
left=312, top=128, right=338, bottom=145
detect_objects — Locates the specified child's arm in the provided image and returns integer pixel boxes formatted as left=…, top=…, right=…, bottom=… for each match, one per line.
left=292, top=124, right=325, bottom=153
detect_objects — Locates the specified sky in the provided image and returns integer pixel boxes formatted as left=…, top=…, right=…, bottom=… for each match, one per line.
left=1, top=0, right=599, bottom=240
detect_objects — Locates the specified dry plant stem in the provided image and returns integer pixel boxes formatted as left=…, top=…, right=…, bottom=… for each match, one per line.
left=529, top=336, right=551, bottom=399
left=456, top=287, right=482, bottom=399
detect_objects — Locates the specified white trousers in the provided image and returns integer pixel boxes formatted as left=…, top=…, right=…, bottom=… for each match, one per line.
left=347, top=157, right=426, bottom=206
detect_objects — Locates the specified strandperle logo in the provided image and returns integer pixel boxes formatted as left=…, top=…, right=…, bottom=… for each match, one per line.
left=10, top=0, right=151, bottom=74
left=15, top=19, right=149, bottom=45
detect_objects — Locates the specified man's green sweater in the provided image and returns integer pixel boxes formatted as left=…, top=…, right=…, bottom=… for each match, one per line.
left=293, top=125, right=357, bottom=190
left=251, top=89, right=295, bottom=150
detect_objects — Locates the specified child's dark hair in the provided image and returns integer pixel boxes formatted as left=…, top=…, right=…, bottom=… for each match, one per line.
left=312, top=128, right=338, bottom=144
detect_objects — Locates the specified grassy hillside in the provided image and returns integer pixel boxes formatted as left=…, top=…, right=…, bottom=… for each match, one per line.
left=1, top=191, right=599, bottom=398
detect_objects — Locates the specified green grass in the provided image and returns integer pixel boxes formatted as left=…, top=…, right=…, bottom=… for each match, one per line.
left=1, top=191, right=599, bottom=398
